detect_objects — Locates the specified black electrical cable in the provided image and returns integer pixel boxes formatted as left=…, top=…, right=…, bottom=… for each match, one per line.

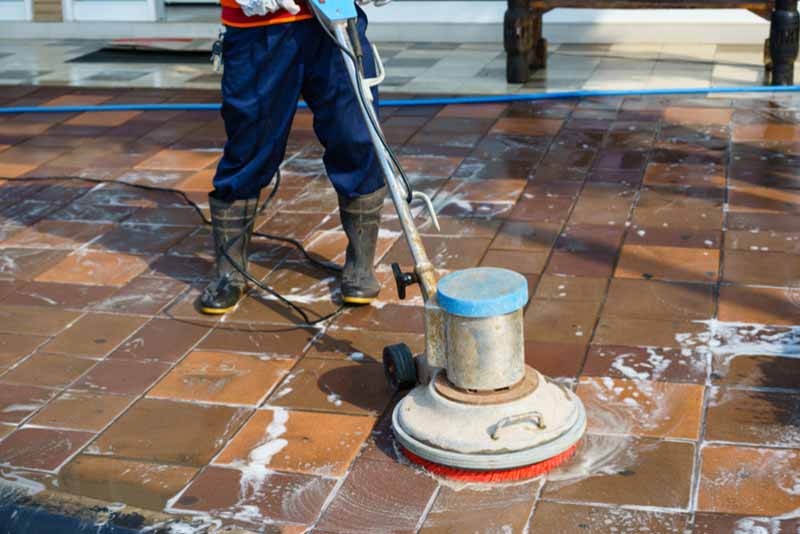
left=3, top=173, right=345, bottom=326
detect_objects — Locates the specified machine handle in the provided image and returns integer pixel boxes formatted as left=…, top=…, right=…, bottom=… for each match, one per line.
left=490, top=412, right=545, bottom=440
left=392, top=262, right=419, bottom=300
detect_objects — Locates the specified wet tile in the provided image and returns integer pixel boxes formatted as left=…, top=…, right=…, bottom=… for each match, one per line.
left=90, top=224, right=193, bottom=255
left=334, top=304, right=425, bottom=334
left=66, top=111, right=141, bottom=128
left=718, top=285, right=800, bottom=325
left=723, top=250, right=800, bottom=286
left=529, top=502, right=691, bottom=533
left=583, top=344, right=708, bottom=383
left=383, top=236, right=491, bottom=270
left=3, top=220, right=111, bottom=250
left=91, top=398, right=250, bottom=466
left=577, top=377, right=704, bottom=439
left=546, top=250, right=616, bottom=278
left=524, top=300, right=601, bottom=343
left=420, top=480, right=541, bottom=534
left=2, top=281, right=117, bottom=310
left=197, top=324, right=318, bottom=357
left=215, top=409, right=374, bottom=477
left=705, top=387, right=800, bottom=447
left=491, top=117, right=563, bottom=137
left=313, top=457, right=438, bottom=534
left=691, top=512, right=793, bottom=534
left=0, top=332, right=47, bottom=369
left=149, top=351, right=292, bottom=406
left=268, top=358, right=393, bottom=416
left=109, top=318, right=209, bottom=363
left=534, top=275, right=608, bottom=302
left=135, top=149, right=220, bottom=171
left=73, top=359, right=169, bottom=396
left=36, top=250, right=151, bottom=287
left=0, top=424, right=13, bottom=440
left=525, top=341, right=587, bottom=378
left=29, top=391, right=132, bottom=432
left=625, top=226, right=721, bottom=249
left=60, top=455, right=198, bottom=511
left=480, top=249, right=548, bottom=274
left=0, top=383, right=57, bottom=423
left=615, top=245, right=719, bottom=282
left=95, top=276, right=186, bottom=315
left=1, top=352, right=95, bottom=388
left=171, top=466, right=335, bottom=526
left=491, top=222, right=561, bottom=251
left=0, top=427, right=93, bottom=471
left=593, top=316, right=707, bottom=348
left=0, top=306, right=80, bottom=336
left=697, top=445, right=800, bottom=516
left=543, top=436, right=695, bottom=508
left=713, top=354, right=800, bottom=389
left=42, top=313, right=147, bottom=358
left=0, top=248, right=69, bottom=281
left=306, top=329, right=424, bottom=363
left=603, top=279, right=714, bottom=320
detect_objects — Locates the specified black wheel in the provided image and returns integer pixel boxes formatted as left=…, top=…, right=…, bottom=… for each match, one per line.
left=507, top=54, right=530, bottom=84
left=382, top=343, right=417, bottom=390
left=532, top=38, right=548, bottom=70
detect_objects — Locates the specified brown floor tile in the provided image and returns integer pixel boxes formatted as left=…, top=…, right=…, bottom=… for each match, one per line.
left=313, top=457, right=438, bottom=534
left=268, top=358, right=393, bottom=416
left=555, top=223, right=626, bottom=254
left=691, top=512, right=793, bottom=534
left=524, top=299, right=601, bottom=343
left=625, top=226, right=721, bottom=249
left=697, top=445, right=800, bottom=516
left=705, top=387, right=800, bottom=447
left=615, top=245, right=719, bottom=282
left=72, top=359, right=169, bottom=396
left=333, top=304, right=424, bottom=334
left=726, top=228, right=800, bottom=255
left=543, top=435, right=695, bottom=508
left=0, top=427, right=94, bottom=471
left=66, top=111, right=141, bottom=128
left=383, top=236, right=491, bottom=270
left=90, top=224, right=193, bottom=255
left=135, top=149, right=220, bottom=171
left=36, top=250, right=151, bottom=287
left=306, top=329, right=424, bottom=363
left=420, top=480, right=541, bottom=534
left=508, top=196, right=573, bottom=224
left=713, top=354, right=800, bottom=389
left=42, top=313, right=147, bottom=358
left=3, top=220, right=111, bottom=250
left=603, top=278, right=714, bottom=320
left=524, top=341, right=586, bottom=378
left=491, top=117, right=563, bottom=137
left=0, top=424, right=13, bottom=440
left=0, top=332, right=47, bottom=368
left=723, top=250, right=800, bottom=286
left=215, top=409, right=374, bottom=477
left=2, top=281, right=117, bottom=310
left=0, top=382, right=58, bottom=423
left=480, top=249, right=549, bottom=274
left=529, top=501, right=691, bottom=533
left=546, top=250, right=616, bottom=278
left=90, top=398, right=250, bottom=466
left=95, top=276, right=187, bottom=315
left=197, top=324, right=317, bottom=357
left=0, top=305, right=79, bottom=336
left=718, top=285, right=800, bottom=325
left=29, top=390, right=132, bottom=432
left=149, top=351, right=293, bottom=406
left=583, top=344, right=708, bottom=383
left=60, top=455, right=198, bottom=511
left=172, top=465, right=335, bottom=526
left=593, top=316, right=707, bottom=348
left=644, top=162, right=725, bottom=189
left=1, top=352, right=94, bottom=388
left=534, top=275, right=607, bottom=302
left=0, top=248, right=70, bottom=280
left=577, top=377, right=704, bottom=439
left=109, top=317, right=210, bottom=363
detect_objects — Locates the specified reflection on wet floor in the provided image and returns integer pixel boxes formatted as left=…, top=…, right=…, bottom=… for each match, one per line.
left=1, top=84, right=800, bottom=532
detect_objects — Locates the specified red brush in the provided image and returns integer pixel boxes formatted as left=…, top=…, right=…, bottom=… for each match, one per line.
left=401, top=445, right=577, bottom=483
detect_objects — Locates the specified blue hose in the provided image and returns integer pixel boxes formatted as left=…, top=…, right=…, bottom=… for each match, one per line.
left=2, top=85, right=800, bottom=114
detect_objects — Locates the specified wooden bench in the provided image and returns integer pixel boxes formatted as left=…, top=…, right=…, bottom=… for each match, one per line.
left=503, top=0, right=800, bottom=85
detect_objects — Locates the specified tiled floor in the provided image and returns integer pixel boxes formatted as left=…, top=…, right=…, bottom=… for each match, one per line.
left=1, top=84, right=800, bottom=533
left=0, top=39, right=792, bottom=94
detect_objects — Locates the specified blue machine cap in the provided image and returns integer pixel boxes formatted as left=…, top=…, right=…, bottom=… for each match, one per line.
left=437, top=267, right=528, bottom=318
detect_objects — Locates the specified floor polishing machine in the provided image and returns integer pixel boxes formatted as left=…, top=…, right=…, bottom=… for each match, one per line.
left=309, top=0, right=586, bottom=482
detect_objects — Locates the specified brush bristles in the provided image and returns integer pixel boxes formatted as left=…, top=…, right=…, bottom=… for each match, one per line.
left=402, top=445, right=577, bottom=483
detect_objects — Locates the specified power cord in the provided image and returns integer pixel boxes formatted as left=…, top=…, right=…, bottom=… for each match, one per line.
left=3, top=172, right=345, bottom=326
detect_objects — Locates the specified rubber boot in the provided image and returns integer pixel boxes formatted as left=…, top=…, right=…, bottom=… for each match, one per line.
left=198, top=194, right=258, bottom=315
left=339, top=186, right=386, bottom=305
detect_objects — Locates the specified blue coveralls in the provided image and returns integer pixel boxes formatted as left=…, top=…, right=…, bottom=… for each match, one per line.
left=213, top=8, right=384, bottom=201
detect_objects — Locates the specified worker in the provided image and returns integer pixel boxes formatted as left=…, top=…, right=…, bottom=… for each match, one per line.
left=198, top=0, right=387, bottom=315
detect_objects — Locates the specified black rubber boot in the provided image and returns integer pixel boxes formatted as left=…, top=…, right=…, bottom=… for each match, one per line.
left=198, top=194, right=258, bottom=315
left=339, top=186, right=386, bottom=305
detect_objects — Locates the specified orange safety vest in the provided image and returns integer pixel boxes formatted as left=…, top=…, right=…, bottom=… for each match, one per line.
left=221, top=0, right=313, bottom=28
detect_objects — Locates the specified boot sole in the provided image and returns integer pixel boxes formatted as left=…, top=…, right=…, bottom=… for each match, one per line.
left=199, top=304, right=239, bottom=315
left=342, top=296, right=377, bottom=305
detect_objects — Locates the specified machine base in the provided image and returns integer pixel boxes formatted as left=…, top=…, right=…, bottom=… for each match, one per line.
left=392, top=368, right=587, bottom=472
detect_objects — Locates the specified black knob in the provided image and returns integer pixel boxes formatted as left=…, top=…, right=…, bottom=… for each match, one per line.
left=391, top=262, right=419, bottom=300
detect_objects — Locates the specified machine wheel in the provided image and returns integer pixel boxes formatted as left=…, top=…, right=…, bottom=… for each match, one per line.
left=383, top=343, right=417, bottom=390
left=507, top=54, right=530, bottom=84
